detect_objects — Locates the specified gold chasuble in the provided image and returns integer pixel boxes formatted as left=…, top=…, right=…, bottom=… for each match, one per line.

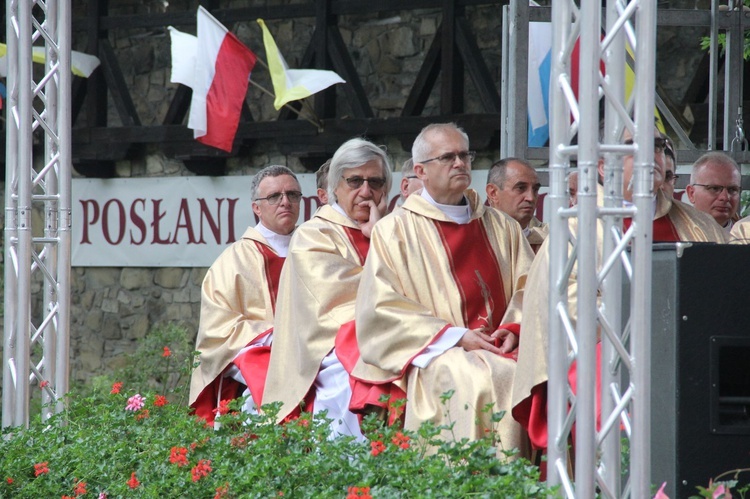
left=512, top=187, right=727, bottom=449
left=350, top=190, right=534, bottom=453
left=189, top=227, right=285, bottom=422
left=730, top=216, right=750, bottom=243
left=526, top=216, right=549, bottom=253
left=262, top=205, right=369, bottom=421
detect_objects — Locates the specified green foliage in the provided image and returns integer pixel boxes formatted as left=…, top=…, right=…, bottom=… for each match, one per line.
left=700, top=1, right=750, bottom=60
left=0, top=324, right=550, bottom=498
left=741, top=190, right=750, bottom=218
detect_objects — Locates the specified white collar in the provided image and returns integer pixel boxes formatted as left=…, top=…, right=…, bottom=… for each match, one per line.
left=421, top=189, right=471, bottom=224
left=255, top=222, right=293, bottom=257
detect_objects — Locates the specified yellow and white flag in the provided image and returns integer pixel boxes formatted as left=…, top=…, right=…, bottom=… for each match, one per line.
left=257, top=19, right=345, bottom=110
left=0, top=43, right=100, bottom=78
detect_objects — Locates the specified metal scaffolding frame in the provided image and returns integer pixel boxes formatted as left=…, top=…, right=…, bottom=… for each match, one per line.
left=545, top=0, right=656, bottom=497
left=505, top=2, right=750, bottom=168
left=3, top=0, right=72, bottom=428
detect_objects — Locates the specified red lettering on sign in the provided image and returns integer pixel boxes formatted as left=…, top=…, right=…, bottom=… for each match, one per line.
left=130, top=199, right=147, bottom=245
left=151, top=199, right=172, bottom=244
left=80, top=199, right=100, bottom=244
left=102, top=199, right=126, bottom=245
left=172, top=199, right=197, bottom=244
left=226, top=198, right=238, bottom=243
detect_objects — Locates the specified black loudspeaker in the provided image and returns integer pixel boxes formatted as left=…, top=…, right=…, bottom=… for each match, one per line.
left=649, top=243, right=750, bottom=498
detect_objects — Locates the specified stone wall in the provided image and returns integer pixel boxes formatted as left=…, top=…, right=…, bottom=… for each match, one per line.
left=2, top=0, right=716, bottom=386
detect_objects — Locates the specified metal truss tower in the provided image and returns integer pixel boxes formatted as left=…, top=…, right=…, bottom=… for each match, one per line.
left=3, top=0, right=72, bottom=428
left=546, top=1, right=656, bottom=497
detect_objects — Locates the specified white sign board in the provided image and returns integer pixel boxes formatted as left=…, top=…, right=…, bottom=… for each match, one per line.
left=72, top=172, right=494, bottom=267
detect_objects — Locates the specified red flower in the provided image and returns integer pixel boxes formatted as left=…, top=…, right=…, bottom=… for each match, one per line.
left=127, top=472, right=140, bottom=489
left=296, top=418, right=310, bottom=428
left=392, top=431, right=410, bottom=449
left=154, top=395, right=168, bottom=407
left=370, top=440, right=386, bottom=456
left=40, top=380, right=49, bottom=389
left=5, top=477, right=13, bottom=484
left=213, top=399, right=230, bottom=416
left=190, top=459, right=212, bottom=482
left=74, top=480, right=87, bottom=496
left=110, top=382, right=123, bottom=395
left=62, top=495, right=75, bottom=499
left=169, top=447, right=189, bottom=467
left=214, top=483, right=230, bottom=499
left=34, top=462, right=49, bottom=476
left=135, top=409, right=150, bottom=421
left=347, top=486, right=372, bottom=499
left=162, top=346, right=172, bottom=358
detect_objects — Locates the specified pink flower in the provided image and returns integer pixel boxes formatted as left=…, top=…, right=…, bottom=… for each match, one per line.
left=713, top=484, right=730, bottom=499
left=125, top=394, right=145, bottom=411
left=98, top=493, right=108, bottom=499
left=40, top=380, right=49, bottom=389
left=653, top=482, right=669, bottom=499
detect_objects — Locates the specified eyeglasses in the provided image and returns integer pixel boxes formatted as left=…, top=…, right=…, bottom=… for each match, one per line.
left=624, top=137, right=669, bottom=153
left=419, top=150, right=476, bottom=166
left=405, top=175, right=418, bottom=179
left=343, top=176, right=387, bottom=190
left=691, top=183, right=741, bottom=196
left=254, top=190, right=303, bottom=205
left=665, top=171, right=680, bottom=184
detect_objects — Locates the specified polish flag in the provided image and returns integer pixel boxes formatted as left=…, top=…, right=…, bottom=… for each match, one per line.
left=169, top=7, right=256, bottom=152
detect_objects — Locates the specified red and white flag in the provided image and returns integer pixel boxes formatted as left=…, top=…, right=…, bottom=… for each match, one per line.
left=169, top=7, right=256, bottom=152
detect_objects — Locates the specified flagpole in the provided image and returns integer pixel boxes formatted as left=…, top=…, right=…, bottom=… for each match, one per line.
left=251, top=57, right=324, bottom=130
left=247, top=78, right=323, bottom=131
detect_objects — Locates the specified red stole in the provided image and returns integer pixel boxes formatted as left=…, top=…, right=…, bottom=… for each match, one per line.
left=254, top=241, right=286, bottom=310
left=434, top=219, right=507, bottom=331
left=343, top=226, right=371, bottom=265
left=623, top=215, right=681, bottom=242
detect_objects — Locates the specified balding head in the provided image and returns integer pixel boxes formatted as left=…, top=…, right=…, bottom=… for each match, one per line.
left=486, top=158, right=540, bottom=228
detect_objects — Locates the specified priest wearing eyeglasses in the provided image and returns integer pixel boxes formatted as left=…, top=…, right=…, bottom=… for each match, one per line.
left=512, top=130, right=727, bottom=451
left=686, top=151, right=742, bottom=232
left=190, top=165, right=303, bottom=425
left=262, top=137, right=391, bottom=439
left=337, top=123, right=535, bottom=454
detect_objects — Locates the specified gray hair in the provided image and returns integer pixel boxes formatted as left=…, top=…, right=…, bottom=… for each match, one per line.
left=487, top=157, right=534, bottom=188
left=401, top=158, right=415, bottom=176
left=327, top=138, right=393, bottom=202
left=411, top=123, right=469, bottom=164
left=251, top=165, right=299, bottom=200
left=690, top=151, right=740, bottom=184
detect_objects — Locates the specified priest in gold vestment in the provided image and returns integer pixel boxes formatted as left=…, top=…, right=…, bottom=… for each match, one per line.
left=262, top=138, right=391, bottom=439
left=189, top=165, right=302, bottom=425
left=730, top=216, right=750, bottom=243
left=345, top=123, right=535, bottom=454
left=511, top=133, right=727, bottom=449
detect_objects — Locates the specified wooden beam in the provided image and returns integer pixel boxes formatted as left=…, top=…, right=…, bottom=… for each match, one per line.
left=401, top=24, right=442, bottom=117
left=99, top=39, right=141, bottom=126
left=440, top=0, right=463, bottom=114
left=327, top=25, right=373, bottom=118
left=455, top=17, right=500, bottom=112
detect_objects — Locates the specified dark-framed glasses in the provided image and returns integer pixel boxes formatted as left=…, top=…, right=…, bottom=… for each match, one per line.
left=405, top=175, right=418, bottom=179
left=343, top=176, right=387, bottom=190
left=691, top=183, right=741, bottom=196
left=419, top=150, right=476, bottom=166
left=254, top=190, right=303, bottom=205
